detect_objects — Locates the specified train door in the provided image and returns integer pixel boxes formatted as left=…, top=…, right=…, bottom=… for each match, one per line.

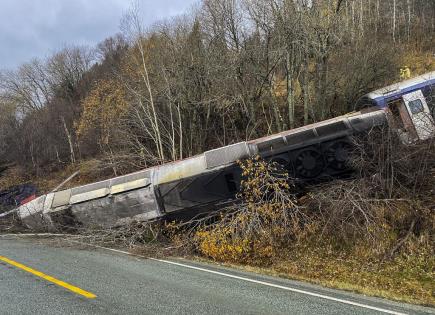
left=402, top=90, right=435, bottom=140
left=387, top=99, right=416, bottom=143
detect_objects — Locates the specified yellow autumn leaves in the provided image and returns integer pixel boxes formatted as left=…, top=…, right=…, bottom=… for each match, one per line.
left=194, top=157, right=298, bottom=264
left=76, top=79, right=128, bottom=145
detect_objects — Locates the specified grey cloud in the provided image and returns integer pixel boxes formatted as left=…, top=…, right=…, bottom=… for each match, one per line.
left=0, top=0, right=197, bottom=70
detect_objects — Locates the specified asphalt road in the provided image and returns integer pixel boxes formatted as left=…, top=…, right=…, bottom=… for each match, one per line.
left=0, top=235, right=433, bottom=315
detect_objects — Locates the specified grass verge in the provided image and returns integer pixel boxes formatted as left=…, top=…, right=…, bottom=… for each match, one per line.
left=189, top=243, right=434, bottom=307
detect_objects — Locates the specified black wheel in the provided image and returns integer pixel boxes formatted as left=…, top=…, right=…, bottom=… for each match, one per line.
left=294, top=149, right=325, bottom=178
left=325, top=141, right=352, bottom=171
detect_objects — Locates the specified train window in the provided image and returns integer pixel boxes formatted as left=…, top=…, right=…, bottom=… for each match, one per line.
left=408, top=99, right=424, bottom=114
left=225, top=173, right=238, bottom=193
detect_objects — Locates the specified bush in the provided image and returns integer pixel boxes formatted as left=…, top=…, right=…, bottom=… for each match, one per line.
left=194, top=157, right=303, bottom=264
left=194, top=129, right=434, bottom=268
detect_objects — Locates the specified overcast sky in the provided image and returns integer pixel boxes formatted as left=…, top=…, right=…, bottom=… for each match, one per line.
left=0, top=0, right=197, bottom=70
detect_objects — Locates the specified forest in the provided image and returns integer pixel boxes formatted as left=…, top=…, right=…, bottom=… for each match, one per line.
left=0, top=0, right=433, bottom=176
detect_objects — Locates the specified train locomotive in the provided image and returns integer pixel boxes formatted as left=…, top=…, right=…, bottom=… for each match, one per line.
left=16, top=72, right=435, bottom=229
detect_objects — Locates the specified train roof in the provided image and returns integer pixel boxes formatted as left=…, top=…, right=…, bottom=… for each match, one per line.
left=357, top=71, right=435, bottom=109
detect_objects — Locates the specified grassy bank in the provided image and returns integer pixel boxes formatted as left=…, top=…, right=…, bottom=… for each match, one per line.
left=189, top=238, right=434, bottom=306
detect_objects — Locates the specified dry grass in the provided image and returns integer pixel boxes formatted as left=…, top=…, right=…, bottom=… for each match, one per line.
left=188, top=204, right=434, bottom=306
left=0, top=158, right=129, bottom=194
left=190, top=236, right=434, bottom=306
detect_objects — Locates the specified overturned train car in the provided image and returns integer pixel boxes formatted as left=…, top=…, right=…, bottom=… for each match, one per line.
left=17, top=72, right=435, bottom=229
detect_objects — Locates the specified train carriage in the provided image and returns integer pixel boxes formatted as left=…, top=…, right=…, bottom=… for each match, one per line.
left=16, top=72, right=435, bottom=229
left=356, top=71, right=435, bottom=142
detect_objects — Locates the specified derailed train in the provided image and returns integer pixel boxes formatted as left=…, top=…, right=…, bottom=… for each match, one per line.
left=17, top=72, right=435, bottom=229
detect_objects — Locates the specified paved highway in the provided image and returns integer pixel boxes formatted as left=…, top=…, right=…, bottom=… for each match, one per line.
left=0, top=235, right=433, bottom=315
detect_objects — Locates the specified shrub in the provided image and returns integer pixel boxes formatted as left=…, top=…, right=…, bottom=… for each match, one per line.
left=194, top=157, right=302, bottom=264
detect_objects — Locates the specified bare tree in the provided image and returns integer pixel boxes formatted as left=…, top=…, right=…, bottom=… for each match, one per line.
left=121, top=2, right=165, bottom=162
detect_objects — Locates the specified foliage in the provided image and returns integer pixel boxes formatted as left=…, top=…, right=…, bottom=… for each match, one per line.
left=191, top=133, right=434, bottom=304
left=77, top=79, right=128, bottom=146
left=195, top=157, right=301, bottom=264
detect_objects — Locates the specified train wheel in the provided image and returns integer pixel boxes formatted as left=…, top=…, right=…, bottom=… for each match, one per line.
left=325, top=141, right=352, bottom=171
left=294, top=149, right=325, bottom=178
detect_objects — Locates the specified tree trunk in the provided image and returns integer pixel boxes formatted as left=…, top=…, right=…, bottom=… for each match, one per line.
left=317, top=52, right=329, bottom=121
left=177, top=102, right=183, bottom=160
left=138, top=44, right=165, bottom=162
left=270, top=72, right=282, bottom=132
left=302, top=59, right=310, bottom=125
left=407, top=0, right=411, bottom=41
left=393, top=0, right=397, bottom=42
left=359, top=0, right=364, bottom=35
left=286, top=50, right=295, bottom=129
left=61, top=116, right=75, bottom=164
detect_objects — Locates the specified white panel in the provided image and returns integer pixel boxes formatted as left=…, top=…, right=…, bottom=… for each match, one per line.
left=43, top=193, right=55, bottom=212
left=18, top=195, right=46, bottom=219
left=110, top=170, right=152, bottom=186
left=52, top=189, right=72, bottom=208
left=204, top=142, right=250, bottom=169
left=155, top=155, right=207, bottom=185
left=110, top=178, right=150, bottom=195
left=402, top=90, right=435, bottom=140
left=69, top=188, right=110, bottom=205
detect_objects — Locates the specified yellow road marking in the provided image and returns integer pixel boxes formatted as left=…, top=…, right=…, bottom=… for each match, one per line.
left=0, top=256, right=96, bottom=299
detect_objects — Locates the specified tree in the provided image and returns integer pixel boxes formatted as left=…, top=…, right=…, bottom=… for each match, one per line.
left=77, top=79, right=128, bottom=148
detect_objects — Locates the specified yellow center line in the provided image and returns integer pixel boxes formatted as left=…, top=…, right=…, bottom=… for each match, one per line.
left=0, top=255, right=96, bottom=299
